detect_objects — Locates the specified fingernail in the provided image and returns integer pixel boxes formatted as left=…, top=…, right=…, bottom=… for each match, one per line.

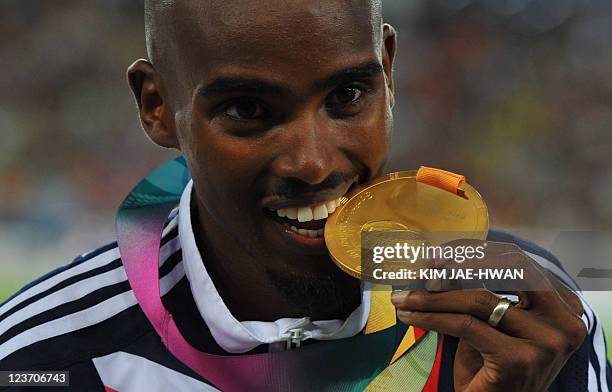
left=391, top=290, right=409, bottom=305
left=397, top=310, right=414, bottom=318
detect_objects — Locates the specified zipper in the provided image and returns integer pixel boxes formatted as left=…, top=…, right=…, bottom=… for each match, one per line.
left=285, top=328, right=305, bottom=350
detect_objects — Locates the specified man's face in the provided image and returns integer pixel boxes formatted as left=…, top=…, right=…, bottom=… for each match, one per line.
left=133, top=0, right=395, bottom=290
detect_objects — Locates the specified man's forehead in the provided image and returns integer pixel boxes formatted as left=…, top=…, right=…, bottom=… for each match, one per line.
left=146, top=0, right=382, bottom=81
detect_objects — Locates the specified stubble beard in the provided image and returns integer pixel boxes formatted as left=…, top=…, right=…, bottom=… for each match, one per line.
left=266, top=264, right=362, bottom=320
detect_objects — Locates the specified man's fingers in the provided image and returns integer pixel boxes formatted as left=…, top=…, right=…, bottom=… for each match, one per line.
left=398, top=307, right=585, bottom=391
left=396, top=309, right=511, bottom=356
left=392, top=289, right=542, bottom=338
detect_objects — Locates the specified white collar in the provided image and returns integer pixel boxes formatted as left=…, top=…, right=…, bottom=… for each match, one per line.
left=178, top=180, right=371, bottom=353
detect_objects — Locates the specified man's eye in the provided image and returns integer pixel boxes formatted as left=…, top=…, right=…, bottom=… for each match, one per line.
left=224, top=99, right=266, bottom=120
left=327, top=86, right=364, bottom=106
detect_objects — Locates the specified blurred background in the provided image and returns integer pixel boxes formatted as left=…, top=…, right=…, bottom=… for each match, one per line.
left=0, top=0, right=610, bottom=358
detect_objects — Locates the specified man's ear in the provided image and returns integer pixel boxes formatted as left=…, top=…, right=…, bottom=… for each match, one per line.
left=382, top=24, right=397, bottom=109
left=127, top=59, right=180, bottom=149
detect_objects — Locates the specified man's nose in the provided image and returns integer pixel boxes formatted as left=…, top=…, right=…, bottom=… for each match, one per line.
left=271, top=116, right=343, bottom=185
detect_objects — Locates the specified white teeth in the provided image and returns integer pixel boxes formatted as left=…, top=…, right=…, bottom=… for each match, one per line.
left=290, top=226, right=323, bottom=238
left=297, top=206, right=313, bottom=222
left=312, top=204, right=328, bottom=220
left=285, top=208, right=298, bottom=219
left=325, top=200, right=337, bottom=214
left=276, top=197, right=342, bottom=222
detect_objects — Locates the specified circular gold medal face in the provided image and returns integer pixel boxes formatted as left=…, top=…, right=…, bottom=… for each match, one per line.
left=324, top=171, right=489, bottom=279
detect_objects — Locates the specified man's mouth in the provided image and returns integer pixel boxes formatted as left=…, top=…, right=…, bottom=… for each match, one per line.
left=266, top=195, right=344, bottom=245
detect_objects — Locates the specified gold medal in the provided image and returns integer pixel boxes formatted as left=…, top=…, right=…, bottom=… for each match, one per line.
left=324, top=168, right=489, bottom=280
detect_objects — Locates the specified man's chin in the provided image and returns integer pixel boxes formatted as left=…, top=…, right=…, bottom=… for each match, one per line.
left=269, top=248, right=341, bottom=276
left=266, top=265, right=362, bottom=320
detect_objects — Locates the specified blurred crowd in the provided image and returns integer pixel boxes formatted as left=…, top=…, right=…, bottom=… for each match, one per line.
left=384, top=0, right=612, bottom=228
left=0, top=0, right=611, bottom=266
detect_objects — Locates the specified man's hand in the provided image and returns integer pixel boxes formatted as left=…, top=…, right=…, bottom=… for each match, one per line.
left=391, top=241, right=587, bottom=392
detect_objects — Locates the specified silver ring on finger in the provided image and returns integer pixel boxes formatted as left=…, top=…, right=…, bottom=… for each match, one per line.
left=488, top=298, right=513, bottom=328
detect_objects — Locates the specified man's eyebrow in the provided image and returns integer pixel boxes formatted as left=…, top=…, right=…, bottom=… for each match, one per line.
left=197, top=79, right=289, bottom=98
left=196, top=61, right=384, bottom=98
left=313, top=61, right=383, bottom=92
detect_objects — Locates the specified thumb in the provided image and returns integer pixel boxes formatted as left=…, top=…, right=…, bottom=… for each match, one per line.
left=454, top=340, right=483, bottom=391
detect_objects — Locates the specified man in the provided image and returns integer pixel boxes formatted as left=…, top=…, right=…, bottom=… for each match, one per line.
left=0, top=1, right=610, bottom=391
